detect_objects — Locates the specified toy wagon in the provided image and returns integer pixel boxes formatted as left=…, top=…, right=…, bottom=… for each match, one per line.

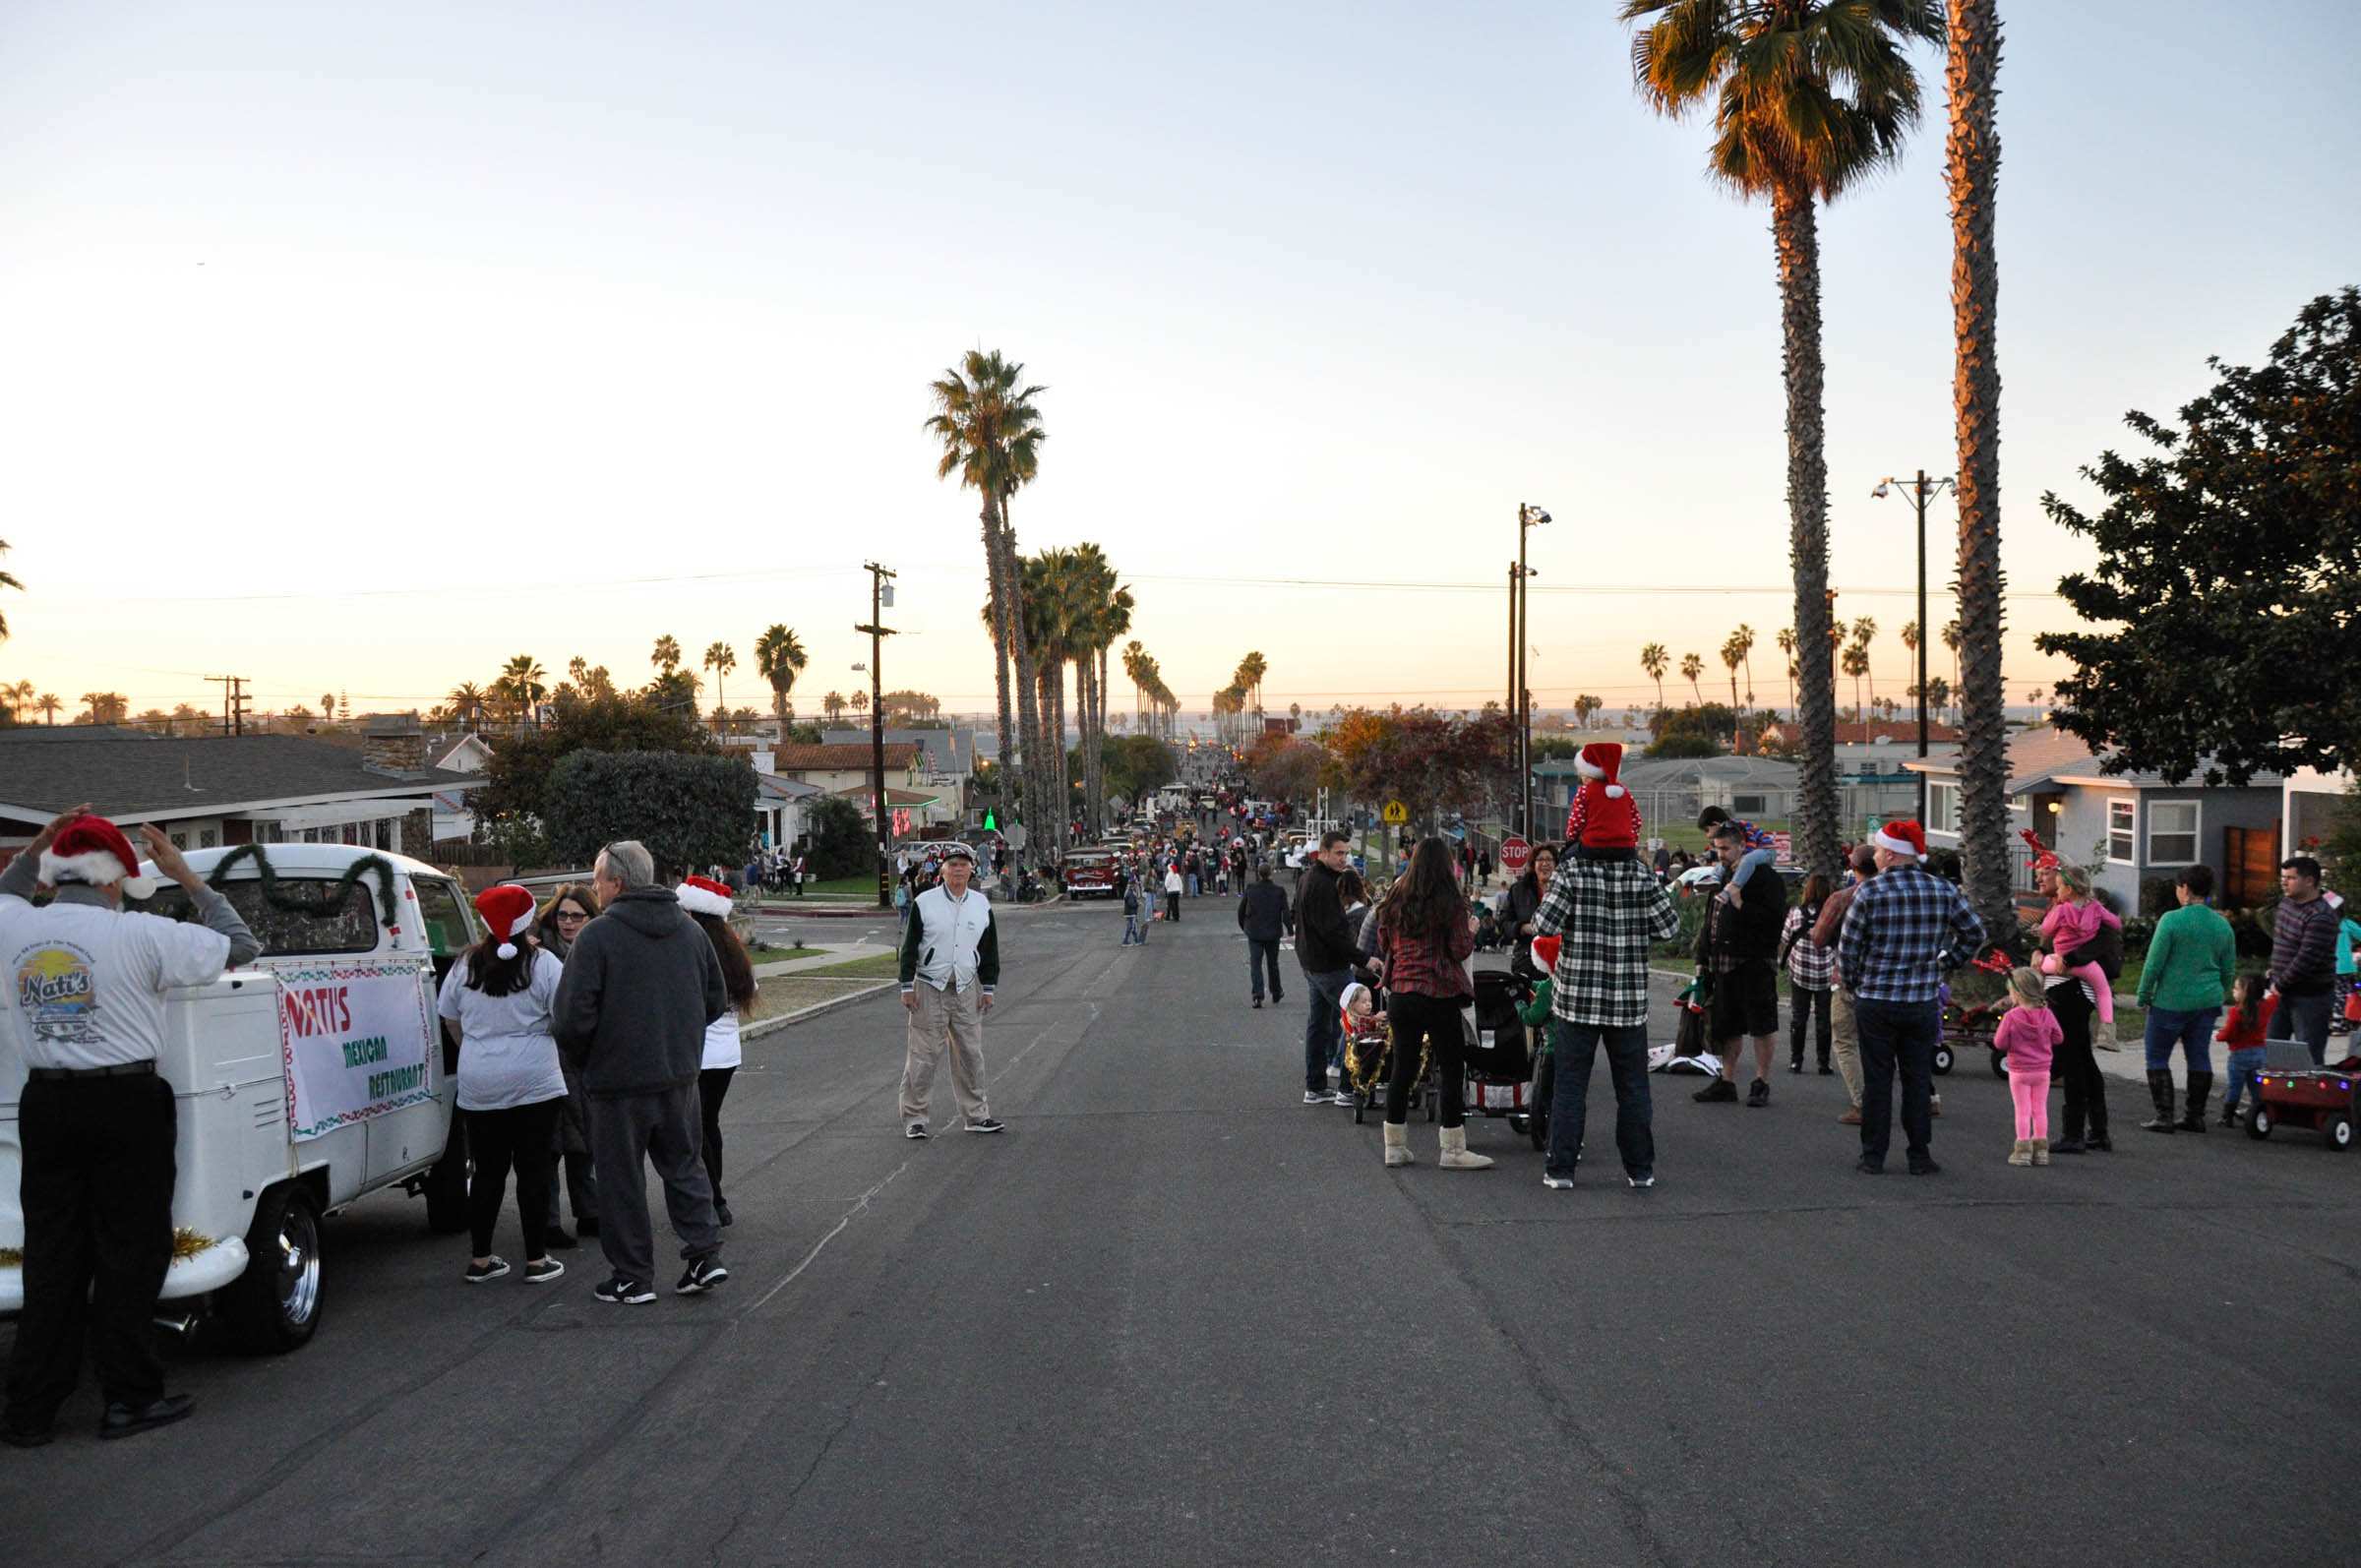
left=2246, top=1049, right=2359, bottom=1151
left=1939, top=951, right=2021, bottom=1078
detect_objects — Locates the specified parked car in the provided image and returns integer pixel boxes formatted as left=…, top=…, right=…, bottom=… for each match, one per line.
left=1, top=844, right=483, bottom=1355
left=1062, top=851, right=1120, bottom=899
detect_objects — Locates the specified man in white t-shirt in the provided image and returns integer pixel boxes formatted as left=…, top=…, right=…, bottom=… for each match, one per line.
left=1, top=808, right=256, bottom=1446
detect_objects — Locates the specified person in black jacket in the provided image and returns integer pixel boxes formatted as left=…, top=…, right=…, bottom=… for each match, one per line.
left=1693, top=823, right=1792, bottom=1108
left=1238, top=864, right=1290, bottom=1008
left=1293, top=831, right=1359, bottom=1105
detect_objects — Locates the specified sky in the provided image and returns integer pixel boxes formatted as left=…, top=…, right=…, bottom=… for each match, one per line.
left=2, top=1, right=2355, bottom=727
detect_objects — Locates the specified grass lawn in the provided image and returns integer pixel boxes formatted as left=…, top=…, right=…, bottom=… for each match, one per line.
left=796, top=951, right=902, bottom=980
left=770, top=874, right=890, bottom=900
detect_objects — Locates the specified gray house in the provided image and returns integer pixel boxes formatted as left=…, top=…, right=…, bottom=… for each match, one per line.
left=1907, top=728, right=2283, bottom=909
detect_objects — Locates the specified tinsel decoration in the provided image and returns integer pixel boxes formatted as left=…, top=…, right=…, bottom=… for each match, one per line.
left=209, top=843, right=401, bottom=931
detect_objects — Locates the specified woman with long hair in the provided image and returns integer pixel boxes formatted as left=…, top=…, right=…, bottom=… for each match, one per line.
left=434, top=884, right=570, bottom=1284
left=1779, top=873, right=1836, bottom=1074
left=1504, top=843, right=1560, bottom=979
left=533, top=882, right=601, bottom=1242
left=1374, top=836, right=1488, bottom=1171
left=676, top=876, right=758, bottom=1227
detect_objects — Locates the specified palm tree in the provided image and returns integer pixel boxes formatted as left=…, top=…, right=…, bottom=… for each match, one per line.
left=1942, top=619, right=1963, bottom=705
left=1850, top=617, right=1878, bottom=712
left=701, top=642, right=737, bottom=732
left=1237, top=651, right=1269, bottom=721
left=928, top=349, right=1049, bottom=859
left=0, top=538, right=22, bottom=641
left=1680, top=652, right=1705, bottom=707
left=752, top=625, right=808, bottom=728
left=1841, top=641, right=1869, bottom=723
left=1640, top=642, right=1669, bottom=709
left=1623, top=0, right=1941, bottom=875
left=447, top=682, right=489, bottom=732
left=1, top=678, right=32, bottom=724
left=1732, top=624, right=1758, bottom=706
left=651, top=634, right=682, bottom=675
left=497, top=655, right=547, bottom=725
left=1719, top=633, right=1744, bottom=712
left=822, top=691, right=845, bottom=722
left=850, top=690, right=868, bottom=716
left=1775, top=628, right=1797, bottom=714
left=36, top=692, right=61, bottom=725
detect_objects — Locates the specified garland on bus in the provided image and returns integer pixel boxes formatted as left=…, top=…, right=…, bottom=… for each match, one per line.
left=207, top=843, right=402, bottom=931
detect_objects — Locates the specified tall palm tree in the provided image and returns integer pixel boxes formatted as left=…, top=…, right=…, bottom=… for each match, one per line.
left=1730, top=624, right=1758, bottom=706
left=1237, top=651, right=1269, bottom=720
left=851, top=690, right=868, bottom=716
left=1842, top=641, right=1869, bottom=723
left=2, top=678, right=33, bottom=724
left=702, top=641, right=737, bottom=732
left=1720, top=633, right=1744, bottom=712
left=1942, top=619, right=1963, bottom=706
left=497, top=655, right=547, bottom=725
left=0, top=538, right=22, bottom=641
left=1640, top=642, right=1669, bottom=710
left=1850, top=617, right=1878, bottom=710
left=651, top=634, right=682, bottom=675
left=36, top=692, right=60, bottom=726
left=822, top=690, right=845, bottom=722
left=1680, top=652, right=1705, bottom=707
left=753, top=625, right=807, bottom=726
left=1947, top=0, right=2010, bottom=933
left=447, top=681, right=489, bottom=732
left=1775, top=629, right=1797, bottom=714
left=928, top=349, right=1049, bottom=859
left=1623, top=0, right=1942, bottom=874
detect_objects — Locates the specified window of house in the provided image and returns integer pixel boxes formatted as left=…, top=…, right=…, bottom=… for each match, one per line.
left=1733, top=794, right=1766, bottom=815
left=169, top=832, right=188, bottom=851
left=2008, top=794, right=2028, bottom=815
left=199, top=829, right=218, bottom=850
left=2147, top=800, right=2200, bottom=866
left=1927, top=781, right=1961, bottom=834
left=2107, top=799, right=2137, bottom=864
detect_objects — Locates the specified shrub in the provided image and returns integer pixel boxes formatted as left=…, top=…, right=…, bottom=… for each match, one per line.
left=2138, top=876, right=2178, bottom=918
left=544, top=751, right=757, bottom=877
left=805, top=796, right=872, bottom=879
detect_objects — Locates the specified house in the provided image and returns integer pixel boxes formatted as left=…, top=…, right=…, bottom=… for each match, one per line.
left=0, top=718, right=470, bottom=862
left=1530, top=752, right=1919, bottom=845
left=1907, top=728, right=2284, bottom=908
left=757, top=774, right=823, bottom=853
left=2282, top=768, right=2351, bottom=870
left=757, top=743, right=921, bottom=797
left=820, top=728, right=979, bottom=793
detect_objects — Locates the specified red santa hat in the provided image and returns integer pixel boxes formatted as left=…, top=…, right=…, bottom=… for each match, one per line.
left=39, top=814, right=158, bottom=899
left=675, top=874, right=735, bottom=920
left=474, top=884, right=538, bottom=959
left=1871, top=819, right=1927, bottom=860
left=1573, top=743, right=1625, bottom=796
left=1531, top=934, right=1562, bottom=972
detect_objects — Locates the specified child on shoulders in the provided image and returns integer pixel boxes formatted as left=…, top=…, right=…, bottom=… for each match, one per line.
left=1696, top=806, right=1778, bottom=908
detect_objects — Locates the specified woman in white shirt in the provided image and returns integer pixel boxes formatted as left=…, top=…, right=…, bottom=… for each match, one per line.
left=435, top=885, right=570, bottom=1285
left=677, top=877, right=758, bottom=1228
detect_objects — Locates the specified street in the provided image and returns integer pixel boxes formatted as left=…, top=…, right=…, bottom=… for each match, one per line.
left=6, top=889, right=2356, bottom=1568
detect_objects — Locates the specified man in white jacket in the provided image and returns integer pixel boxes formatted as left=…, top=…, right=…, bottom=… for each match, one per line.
left=896, top=844, right=1003, bottom=1139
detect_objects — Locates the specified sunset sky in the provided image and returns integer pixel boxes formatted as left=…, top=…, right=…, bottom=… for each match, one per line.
left=2, top=2, right=2354, bottom=725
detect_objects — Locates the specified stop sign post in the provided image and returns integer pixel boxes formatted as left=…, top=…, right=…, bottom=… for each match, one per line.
left=1499, top=836, right=1532, bottom=875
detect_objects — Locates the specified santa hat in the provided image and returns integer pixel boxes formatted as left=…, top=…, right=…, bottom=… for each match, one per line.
left=474, top=884, right=537, bottom=959
left=39, top=815, right=158, bottom=899
left=675, top=874, right=735, bottom=920
left=1573, top=743, right=1625, bottom=796
left=1871, top=819, right=1927, bottom=860
left=1339, top=981, right=1370, bottom=1017
left=1532, top=934, right=1562, bottom=972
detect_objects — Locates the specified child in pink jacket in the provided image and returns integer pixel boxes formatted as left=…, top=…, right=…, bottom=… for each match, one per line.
left=1994, top=967, right=2063, bottom=1166
left=2038, top=865, right=2121, bottom=1046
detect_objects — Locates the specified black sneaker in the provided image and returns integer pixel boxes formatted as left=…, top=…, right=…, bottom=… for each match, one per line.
left=97, top=1395, right=194, bottom=1442
left=1626, top=1174, right=1656, bottom=1190
left=966, top=1116, right=1005, bottom=1134
left=464, top=1257, right=511, bottom=1283
left=523, top=1258, right=566, bottom=1285
left=1693, top=1079, right=1739, bottom=1104
left=905, top=1121, right=930, bottom=1139
left=1746, top=1079, right=1771, bottom=1109
left=594, top=1274, right=656, bottom=1305
left=1251, top=998, right=1262, bottom=1009
left=676, top=1256, right=730, bottom=1295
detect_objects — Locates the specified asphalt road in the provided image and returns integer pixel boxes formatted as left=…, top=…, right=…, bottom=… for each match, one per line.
left=7, top=889, right=2356, bottom=1566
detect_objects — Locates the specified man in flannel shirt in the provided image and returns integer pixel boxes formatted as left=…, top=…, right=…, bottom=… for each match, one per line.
left=1837, top=819, right=1985, bottom=1176
left=1532, top=791, right=1682, bottom=1190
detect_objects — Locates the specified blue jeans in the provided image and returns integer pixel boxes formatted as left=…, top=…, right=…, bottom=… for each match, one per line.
left=1727, top=846, right=1777, bottom=892
left=2268, top=989, right=2333, bottom=1065
left=2143, top=1006, right=2218, bottom=1073
left=1545, top=1018, right=1654, bottom=1181
left=1121, top=912, right=1146, bottom=945
left=2222, top=1046, right=2266, bottom=1112
left=1187, top=874, right=1199, bottom=896
left=1854, top=996, right=1942, bottom=1166
left=1303, top=968, right=1351, bottom=1095
left=1246, top=939, right=1284, bottom=1001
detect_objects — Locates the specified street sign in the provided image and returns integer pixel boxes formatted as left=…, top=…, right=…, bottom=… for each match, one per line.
left=1499, top=836, right=1533, bottom=874
left=1770, top=831, right=1793, bottom=862
left=1381, top=800, right=1409, bottom=825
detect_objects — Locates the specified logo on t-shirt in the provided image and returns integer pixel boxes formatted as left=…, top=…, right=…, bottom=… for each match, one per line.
left=16, top=944, right=105, bottom=1046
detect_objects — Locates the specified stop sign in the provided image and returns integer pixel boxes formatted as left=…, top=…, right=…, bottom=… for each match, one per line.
left=1499, top=836, right=1532, bottom=874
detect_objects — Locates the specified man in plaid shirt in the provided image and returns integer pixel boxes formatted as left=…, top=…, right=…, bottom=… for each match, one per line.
left=1838, top=819, right=1986, bottom=1176
left=1532, top=822, right=1681, bottom=1190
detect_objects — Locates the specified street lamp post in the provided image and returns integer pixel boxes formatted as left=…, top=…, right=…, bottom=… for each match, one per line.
left=857, top=562, right=898, bottom=909
left=1516, top=504, right=1549, bottom=839
left=1871, top=472, right=1954, bottom=825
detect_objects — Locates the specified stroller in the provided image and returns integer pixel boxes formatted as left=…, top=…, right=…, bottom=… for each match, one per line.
left=1345, top=991, right=1428, bottom=1125
left=1462, top=970, right=1536, bottom=1131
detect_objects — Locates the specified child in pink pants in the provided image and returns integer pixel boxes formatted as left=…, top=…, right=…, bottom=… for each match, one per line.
left=1994, top=967, right=2062, bottom=1166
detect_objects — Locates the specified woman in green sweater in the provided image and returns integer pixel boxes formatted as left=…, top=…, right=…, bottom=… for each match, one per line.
left=2134, top=864, right=2240, bottom=1133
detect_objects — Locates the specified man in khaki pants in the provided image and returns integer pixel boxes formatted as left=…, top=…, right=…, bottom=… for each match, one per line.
left=897, top=843, right=1004, bottom=1139
left=1813, top=845, right=1877, bottom=1124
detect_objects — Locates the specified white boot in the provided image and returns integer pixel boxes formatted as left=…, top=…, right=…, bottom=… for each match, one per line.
left=1437, top=1124, right=1493, bottom=1171
left=1382, top=1121, right=1415, bottom=1167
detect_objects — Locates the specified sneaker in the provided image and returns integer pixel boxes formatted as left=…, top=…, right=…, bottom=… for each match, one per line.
left=1907, top=1157, right=1942, bottom=1176
left=1251, top=998, right=1262, bottom=1009
left=714, top=1197, right=734, bottom=1228
left=905, top=1121, right=930, bottom=1139
left=1746, top=1079, right=1770, bottom=1109
left=1693, top=1079, right=1738, bottom=1104
left=1818, top=1064, right=1833, bottom=1075
left=465, top=1257, right=511, bottom=1283
left=524, top=1258, right=566, bottom=1285
left=676, top=1256, right=730, bottom=1295
left=1626, top=1174, right=1656, bottom=1190
left=965, top=1117, right=1006, bottom=1134
left=1271, top=992, right=1285, bottom=1003
left=1331, top=1089, right=1358, bottom=1106
left=1303, top=1091, right=1329, bottom=1105
left=1542, top=1173, right=1576, bottom=1190
left=1788, top=1060, right=1803, bottom=1074
left=594, top=1274, right=656, bottom=1305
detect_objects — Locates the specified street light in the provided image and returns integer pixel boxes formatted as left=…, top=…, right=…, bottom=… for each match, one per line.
left=1871, top=471, right=1955, bottom=823
left=1515, top=503, right=1549, bottom=840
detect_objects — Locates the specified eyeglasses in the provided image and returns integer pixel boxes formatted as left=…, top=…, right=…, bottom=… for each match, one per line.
left=553, top=910, right=589, bottom=923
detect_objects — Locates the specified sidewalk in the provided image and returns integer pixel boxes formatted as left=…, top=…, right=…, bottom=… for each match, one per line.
left=753, top=943, right=893, bottom=979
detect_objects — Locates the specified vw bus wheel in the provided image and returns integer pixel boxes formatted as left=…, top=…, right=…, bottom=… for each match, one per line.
left=225, top=1184, right=323, bottom=1355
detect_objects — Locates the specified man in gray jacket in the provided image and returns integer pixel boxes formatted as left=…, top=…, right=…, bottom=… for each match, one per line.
left=555, top=840, right=729, bottom=1304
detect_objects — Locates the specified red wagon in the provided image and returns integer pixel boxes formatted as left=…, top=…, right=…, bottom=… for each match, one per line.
left=2246, top=1055, right=2359, bottom=1151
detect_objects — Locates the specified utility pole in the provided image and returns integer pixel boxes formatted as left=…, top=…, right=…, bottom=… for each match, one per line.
left=1872, top=472, right=1953, bottom=825
left=205, top=675, right=251, bottom=737
left=1515, top=504, right=1550, bottom=840
left=1505, top=560, right=1518, bottom=826
left=856, top=563, right=898, bottom=909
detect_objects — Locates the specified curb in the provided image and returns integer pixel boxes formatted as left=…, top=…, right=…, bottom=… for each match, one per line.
left=744, top=980, right=900, bottom=1041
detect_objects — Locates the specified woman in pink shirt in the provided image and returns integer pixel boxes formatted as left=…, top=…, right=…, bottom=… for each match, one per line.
left=1995, top=967, right=2063, bottom=1167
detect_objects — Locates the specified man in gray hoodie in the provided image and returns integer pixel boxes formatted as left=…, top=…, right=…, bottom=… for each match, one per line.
left=555, top=840, right=729, bottom=1304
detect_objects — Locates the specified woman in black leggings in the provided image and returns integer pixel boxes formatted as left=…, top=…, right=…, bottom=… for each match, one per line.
left=1374, top=837, right=1487, bottom=1171
left=2047, top=977, right=2112, bottom=1153
left=678, top=876, right=759, bottom=1227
